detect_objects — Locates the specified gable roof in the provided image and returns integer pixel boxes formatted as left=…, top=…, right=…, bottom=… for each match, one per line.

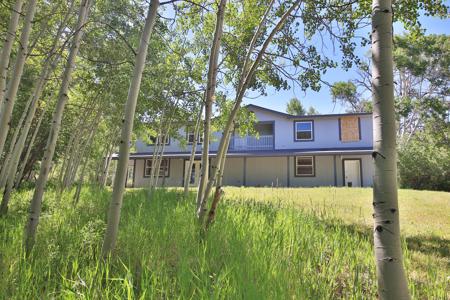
left=245, top=104, right=372, bottom=119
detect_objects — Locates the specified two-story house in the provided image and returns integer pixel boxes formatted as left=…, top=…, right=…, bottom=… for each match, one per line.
left=121, top=104, right=374, bottom=188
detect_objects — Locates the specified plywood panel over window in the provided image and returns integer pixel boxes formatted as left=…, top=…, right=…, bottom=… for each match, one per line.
left=340, top=116, right=360, bottom=142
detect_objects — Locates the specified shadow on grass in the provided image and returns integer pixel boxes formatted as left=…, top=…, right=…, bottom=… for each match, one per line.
left=321, top=220, right=450, bottom=261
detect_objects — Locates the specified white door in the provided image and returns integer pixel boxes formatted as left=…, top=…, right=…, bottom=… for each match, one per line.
left=344, top=160, right=361, bottom=187
left=184, top=160, right=202, bottom=186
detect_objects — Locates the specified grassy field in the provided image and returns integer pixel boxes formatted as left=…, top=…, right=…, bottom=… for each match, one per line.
left=0, top=186, right=448, bottom=299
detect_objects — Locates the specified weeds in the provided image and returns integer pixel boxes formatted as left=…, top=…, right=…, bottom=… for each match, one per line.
left=0, top=186, right=448, bottom=299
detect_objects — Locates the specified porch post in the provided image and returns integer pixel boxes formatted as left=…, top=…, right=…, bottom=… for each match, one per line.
left=287, top=156, right=290, bottom=187
left=243, top=157, right=247, bottom=186
left=333, top=155, right=337, bottom=186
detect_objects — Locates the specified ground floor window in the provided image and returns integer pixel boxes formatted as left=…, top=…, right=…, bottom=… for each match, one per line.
left=144, top=158, right=169, bottom=177
left=295, top=156, right=315, bottom=176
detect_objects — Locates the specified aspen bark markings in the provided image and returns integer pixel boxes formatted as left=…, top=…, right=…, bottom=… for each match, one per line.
left=101, top=0, right=160, bottom=257
left=371, top=0, right=410, bottom=299
left=0, top=0, right=38, bottom=157
left=0, top=0, right=24, bottom=118
left=196, top=0, right=227, bottom=221
left=23, top=0, right=91, bottom=254
left=201, top=0, right=298, bottom=212
left=184, top=103, right=204, bottom=197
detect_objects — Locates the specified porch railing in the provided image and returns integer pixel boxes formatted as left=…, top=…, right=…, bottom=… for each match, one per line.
left=229, top=135, right=274, bottom=151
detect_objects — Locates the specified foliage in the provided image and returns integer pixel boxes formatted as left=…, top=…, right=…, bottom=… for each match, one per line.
left=306, top=106, right=319, bottom=115
left=0, top=187, right=448, bottom=298
left=330, top=81, right=372, bottom=113
left=286, top=97, right=306, bottom=115
left=398, top=128, right=450, bottom=191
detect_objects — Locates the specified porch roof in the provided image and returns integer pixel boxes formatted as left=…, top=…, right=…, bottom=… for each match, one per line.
left=113, top=147, right=373, bottom=159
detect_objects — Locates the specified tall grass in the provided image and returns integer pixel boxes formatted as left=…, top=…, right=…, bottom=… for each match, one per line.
left=0, top=187, right=448, bottom=299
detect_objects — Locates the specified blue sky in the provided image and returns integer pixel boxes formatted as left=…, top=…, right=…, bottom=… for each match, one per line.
left=243, top=14, right=450, bottom=114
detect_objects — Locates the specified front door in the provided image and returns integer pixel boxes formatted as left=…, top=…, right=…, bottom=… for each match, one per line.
left=184, top=160, right=202, bottom=186
left=343, top=159, right=361, bottom=187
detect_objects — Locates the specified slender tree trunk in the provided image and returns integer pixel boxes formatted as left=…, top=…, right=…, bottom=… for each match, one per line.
left=201, top=1, right=298, bottom=206
left=0, top=0, right=37, bottom=157
left=100, top=135, right=117, bottom=187
left=101, top=0, right=159, bottom=257
left=73, top=123, right=97, bottom=205
left=205, top=124, right=232, bottom=229
left=23, top=0, right=91, bottom=254
left=69, top=114, right=101, bottom=186
left=148, top=107, right=166, bottom=189
left=0, top=0, right=24, bottom=117
left=0, top=90, right=33, bottom=189
left=184, top=103, right=203, bottom=197
left=154, top=102, right=178, bottom=188
left=196, top=0, right=227, bottom=222
left=371, top=1, right=410, bottom=299
left=15, top=104, right=47, bottom=188
left=148, top=138, right=162, bottom=189
left=0, top=40, right=64, bottom=196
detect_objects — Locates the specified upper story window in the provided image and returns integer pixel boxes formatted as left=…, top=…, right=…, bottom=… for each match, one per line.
left=339, top=116, right=360, bottom=142
left=186, top=128, right=203, bottom=144
left=149, top=134, right=170, bottom=145
left=294, top=121, right=314, bottom=141
left=144, top=158, right=169, bottom=177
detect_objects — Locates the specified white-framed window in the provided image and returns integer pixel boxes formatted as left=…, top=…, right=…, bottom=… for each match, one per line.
left=144, top=159, right=169, bottom=177
left=186, top=129, right=203, bottom=144
left=294, top=121, right=313, bottom=141
left=295, top=156, right=315, bottom=176
left=150, top=134, right=170, bottom=145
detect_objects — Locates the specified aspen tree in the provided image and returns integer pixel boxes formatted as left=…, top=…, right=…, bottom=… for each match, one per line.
left=0, top=0, right=37, bottom=157
left=0, top=92, right=33, bottom=189
left=201, top=0, right=298, bottom=213
left=73, top=121, right=98, bottom=205
left=153, top=99, right=180, bottom=188
left=0, top=0, right=24, bottom=117
left=184, top=103, right=203, bottom=197
left=15, top=104, right=48, bottom=188
left=24, top=0, right=91, bottom=254
left=0, top=6, right=71, bottom=211
left=100, top=134, right=119, bottom=187
left=148, top=106, right=167, bottom=189
left=371, top=0, right=410, bottom=298
left=205, top=123, right=233, bottom=228
left=101, top=0, right=160, bottom=257
left=196, top=0, right=227, bottom=221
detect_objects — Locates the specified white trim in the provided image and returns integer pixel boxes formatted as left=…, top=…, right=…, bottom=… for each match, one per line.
left=294, top=121, right=314, bottom=141
left=295, top=156, right=314, bottom=176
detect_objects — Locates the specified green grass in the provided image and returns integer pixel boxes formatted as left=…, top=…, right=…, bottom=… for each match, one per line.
left=0, top=186, right=448, bottom=299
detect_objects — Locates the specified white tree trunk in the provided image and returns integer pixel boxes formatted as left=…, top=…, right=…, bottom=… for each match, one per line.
left=153, top=102, right=178, bottom=188
left=0, top=89, right=33, bottom=189
left=201, top=1, right=298, bottom=205
left=0, top=0, right=24, bottom=117
left=0, top=45, right=63, bottom=196
left=73, top=122, right=97, bottom=205
left=148, top=107, right=166, bottom=189
left=204, top=124, right=233, bottom=228
left=101, top=0, right=159, bottom=257
left=23, top=0, right=91, bottom=254
left=15, top=104, right=47, bottom=188
left=184, top=103, right=203, bottom=197
left=196, top=0, right=227, bottom=221
left=100, top=134, right=118, bottom=187
left=371, top=1, right=410, bottom=299
left=0, top=0, right=37, bottom=157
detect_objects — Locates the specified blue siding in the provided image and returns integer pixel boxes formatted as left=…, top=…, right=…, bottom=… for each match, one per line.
left=135, top=106, right=373, bottom=153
